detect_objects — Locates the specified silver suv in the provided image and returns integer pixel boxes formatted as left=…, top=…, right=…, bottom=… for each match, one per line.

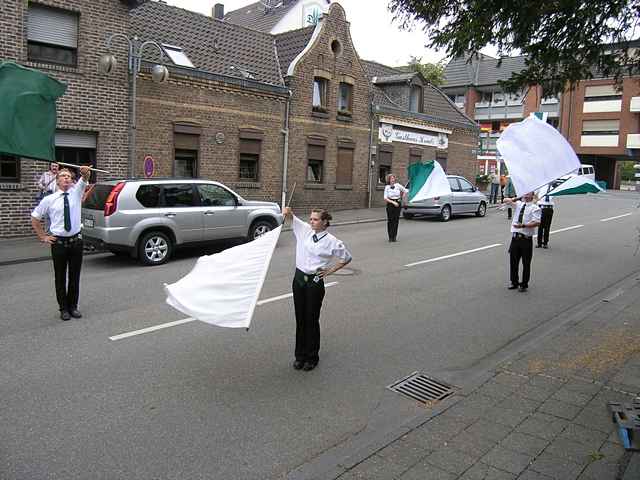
left=82, top=179, right=283, bottom=265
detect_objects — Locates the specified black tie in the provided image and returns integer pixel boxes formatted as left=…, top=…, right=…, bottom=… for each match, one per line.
left=517, top=203, right=526, bottom=225
left=545, top=195, right=550, bottom=202
left=63, top=193, right=71, bottom=232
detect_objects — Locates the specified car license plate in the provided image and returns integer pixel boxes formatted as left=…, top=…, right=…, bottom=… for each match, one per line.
left=83, top=218, right=94, bottom=228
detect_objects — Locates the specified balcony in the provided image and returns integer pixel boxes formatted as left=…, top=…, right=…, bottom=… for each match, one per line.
left=631, top=97, right=640, bottom=112
left=580, top=135, right=619, bottom=147
left=627, top=134, right=640, bottom=149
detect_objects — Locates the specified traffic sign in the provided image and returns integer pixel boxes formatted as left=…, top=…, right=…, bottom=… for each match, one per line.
left=143, top=155, right=154, bottom=178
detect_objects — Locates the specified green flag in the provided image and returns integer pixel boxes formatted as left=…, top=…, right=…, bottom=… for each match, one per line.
left=407, top=160, right=451, bottom=202
left=0, top=62, right=66, bottom=161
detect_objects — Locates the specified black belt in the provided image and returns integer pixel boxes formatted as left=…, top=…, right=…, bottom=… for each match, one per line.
left=512, top=233, right=532, bottom=239
left=54, top=233, right=82, bottom=245
left=540, top=205, right=553, bottom=209
left=294, top=268, right=323, bottom=286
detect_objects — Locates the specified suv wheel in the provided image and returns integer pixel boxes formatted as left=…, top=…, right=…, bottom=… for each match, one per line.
left=138, top=231, right=172, bottom=266
left=248, top=219, right=275, bottom=241
left=440, top=205, right=451, bottom=222
left=476, top=201, right=487, bottom=217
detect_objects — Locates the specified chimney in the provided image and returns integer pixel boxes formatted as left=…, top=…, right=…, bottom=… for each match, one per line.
left=213, top=3, right=224, bottom=20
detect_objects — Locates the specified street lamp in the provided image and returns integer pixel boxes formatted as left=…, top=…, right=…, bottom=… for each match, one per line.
left=99, top=34, right=169, bottom=177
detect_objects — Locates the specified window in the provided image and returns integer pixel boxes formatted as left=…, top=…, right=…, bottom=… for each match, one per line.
left=476, top=92, right=491, bottom=107
left=307, top=144, right=325, bottom=182
left=492, top=92, right=506, bottom=105
left=27, top=5, right=78, bottom=66
left=481, top=137, right=497, bottom=151
left=175, top=149, right=197, bottom=178
left=0, top=154, right=20, bottom=182
left=197, top=184, right=236, bottom=207
left=448, top=177, right=461, bottom=192
left=163, top=184, right=196, bottom=207
left=409, top=85, right=423, bottom=113
left=378, top=148, right=392, bottom=184
left=581, top=120, right=620, bottom=136
left=83, top=184, right=113, bottom=210
left=338, top=83, right=353, bottom=115
left=55, top=146, right=96, bottom=182
left=336, top=145, right=354, bottom=185
left=584, top=85, right=622, bottom=102
left=506, top=92, right=523, bottom=105
left=312, top=78, right=328, bottom=112
left=409, top=149, right=422, bottom=165
left=239, top=138, right=261, bottom=181
left=161, top=44, right=194, bottom=68
left=459, top=178, right=475, bottom=192
left=135, top=185, right=162, bottom=208
left=436, top=151, right=448, bottom=172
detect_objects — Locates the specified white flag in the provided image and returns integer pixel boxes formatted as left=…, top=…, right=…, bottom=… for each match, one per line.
left=497, top=117, right=580, bottom=196
left=164, top=226, right=282, bottom=329
left=408, top=160, right=452, bottom=203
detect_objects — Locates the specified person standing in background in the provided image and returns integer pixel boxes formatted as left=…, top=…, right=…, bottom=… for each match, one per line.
left=383, top=173, right=408, bottom=242
left=536, top=186, right=555, bottom=249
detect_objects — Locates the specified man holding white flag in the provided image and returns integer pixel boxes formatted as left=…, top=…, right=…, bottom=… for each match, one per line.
left=504, top=192, right=541, bottom=292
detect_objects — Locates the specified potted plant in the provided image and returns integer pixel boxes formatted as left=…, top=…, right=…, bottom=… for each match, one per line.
left=475, top=174, right=491, bottom=191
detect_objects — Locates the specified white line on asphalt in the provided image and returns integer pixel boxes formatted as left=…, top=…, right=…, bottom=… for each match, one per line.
left=600, top=213, right=633, bottom=222
left=549, top=225, right=584, bottom=235
left=405, top=244, right=503, bottom=268
left=109, top=281, right=339, bottom=341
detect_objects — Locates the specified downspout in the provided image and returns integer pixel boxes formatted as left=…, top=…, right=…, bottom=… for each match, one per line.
left=368, top=101, right=376, bottom=208
left=281, top=89, right=292, bottom=208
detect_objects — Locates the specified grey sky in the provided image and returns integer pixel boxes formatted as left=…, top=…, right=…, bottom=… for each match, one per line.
left=164, top=0, right=447, bottom=67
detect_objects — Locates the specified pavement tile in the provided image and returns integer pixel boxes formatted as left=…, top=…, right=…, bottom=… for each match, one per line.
left=500, top=432, right=549, bottom=456
left=561, top=380, right=602, bottom=397
left=478, top=381, right=519, bottom=400
left=484, top=405, right=532, bottom=428
left=492, top=372, right=529, bottom=387
left=607, top=430, right=623, bottom=446
left=539, top=399, right=583, bottom=420
left=572, top=408, right=615, bottom=434
left=550, top=387, right=595, bottom=407
left=423, top=413, right=472, bottom=437
left=496, top=394, right=542, bottom=413
left=516, top=413, right=569, bottom=441
left=458, top=462, right=516, bottom=480
left=481, top=445, right=534, bottom=475
left=528, top=450, right=583, bottom=480
left=399, top=429, right=448, bottom=453
left=446, top=431, right=497, bottom=459
left=443, top=396, right=497, bottom=424
left=544, top=437, right=593, bottom=465
left=376, top=437, right=430, bottom=471
left=338, top=454, right=407, bottom=480
left=527, top=375, right=567, bottom=392
left=559, top=424, right=609, bottom=450
left=514, top=383, right=556, bottom=402
left=464, top=419, right=513, bottom=442
left=423, top=446, right=477, bottom=475
left=518, top=470, right=554, bottom=480
left=578, top=443, right=627, bottom=480
left=397, top=461, right=456, bottom=480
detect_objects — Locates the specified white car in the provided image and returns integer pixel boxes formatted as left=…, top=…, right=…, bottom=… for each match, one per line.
left=554, top=164, right=596, bottom=187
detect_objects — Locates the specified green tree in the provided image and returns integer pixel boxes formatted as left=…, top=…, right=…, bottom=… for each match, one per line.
left=405, top=56, right=446, bottom=86
left=388, top=0, right=640, bottom=94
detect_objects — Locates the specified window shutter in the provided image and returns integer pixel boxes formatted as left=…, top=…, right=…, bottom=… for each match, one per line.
left=174, top=133, right=200, bottom=150
left=308, top=144, right=325, bottom=161
left=55, top=131, right=96, bottom=148
left=240, top=138, right=261, bottom=155
left=336, top=147, right=353, bottom=185
left=378, top=149, right=392, bottom=166
left=27, top=6, right=78, bottom=48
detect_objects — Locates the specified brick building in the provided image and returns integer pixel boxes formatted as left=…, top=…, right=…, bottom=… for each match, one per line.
left=0, top=0, right=134, bottom=237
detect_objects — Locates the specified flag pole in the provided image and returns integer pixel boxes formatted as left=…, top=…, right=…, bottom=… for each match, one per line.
left=57, top=161, right=111, bottom=174
left=286, top=182, right=296, bottom=208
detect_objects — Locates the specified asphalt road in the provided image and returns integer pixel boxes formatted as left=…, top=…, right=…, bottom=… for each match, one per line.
left=1, top=192, right=639, bottom=480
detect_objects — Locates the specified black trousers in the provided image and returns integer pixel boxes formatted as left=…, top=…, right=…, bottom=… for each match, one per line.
left=509, top=236, right=533, bottom=287
left=489, top=184, right=500, bottom=203
left=537, top=207, right=554, bottom=246
left=51, top=240, right=84, bottom=311
left=292, top=269, right=325, bottom=364
left=386, top=202, right=401, bottom=240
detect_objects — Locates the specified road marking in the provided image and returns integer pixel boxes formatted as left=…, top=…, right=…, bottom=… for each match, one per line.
left=549, top=225, right=584, bottom=235
left=405, top=243, right=503, bottom=268
left=600, top=213, right=633, bottom=222
left=109, top=281, right=339, bottom=341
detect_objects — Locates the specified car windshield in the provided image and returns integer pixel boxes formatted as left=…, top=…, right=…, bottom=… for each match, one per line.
left=83, top=184, right=115, bottom=210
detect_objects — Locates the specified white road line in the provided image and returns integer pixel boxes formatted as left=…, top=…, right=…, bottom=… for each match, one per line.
left=109, top=281, right=339, bottom=341
left=405, top=243, right=503, bottom=268
left=549, top=225, right=584, bottom=235
left=600, top=213, right=633, bottom=222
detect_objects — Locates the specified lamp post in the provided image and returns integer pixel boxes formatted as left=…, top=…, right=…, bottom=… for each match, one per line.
left=99, top=34, right=169, bottom=177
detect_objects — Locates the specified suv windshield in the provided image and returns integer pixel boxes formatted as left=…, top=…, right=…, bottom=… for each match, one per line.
left=83, top=184, right=115, bottom=210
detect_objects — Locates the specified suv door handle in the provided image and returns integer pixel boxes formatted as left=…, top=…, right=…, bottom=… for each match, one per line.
left=204, top=211, right=215, bottom=216
left=165, top=213, right=176, bottom=218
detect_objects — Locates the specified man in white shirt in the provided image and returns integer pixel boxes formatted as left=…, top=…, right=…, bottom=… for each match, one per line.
left=37, top=162, right=59, bottom=199
left=383, top=174, right=408, bottom=242
left=31, top=166, right=90, bottom=321
left=503, top=192, right=541, bottom=292
left=536, top=186, right=555, bottom=249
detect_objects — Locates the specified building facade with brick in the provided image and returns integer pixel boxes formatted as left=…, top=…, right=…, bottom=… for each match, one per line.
left=0, top=0, right=134, bottom=237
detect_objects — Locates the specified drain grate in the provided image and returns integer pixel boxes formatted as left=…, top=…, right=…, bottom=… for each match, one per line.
left=387, top=372, right=456, bottom=404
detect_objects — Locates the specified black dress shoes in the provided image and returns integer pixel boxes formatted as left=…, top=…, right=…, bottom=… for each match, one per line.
left=292, top=360, right=304, bottom=370
left=518, top=285, right=528, bottom=292
left=60, top=311, right=71, bottom=321
left=508, top=284, right=519, bottom=290
left=302, top=362, right=317, bottom=371
left=69, top=309, right=82, bottom=318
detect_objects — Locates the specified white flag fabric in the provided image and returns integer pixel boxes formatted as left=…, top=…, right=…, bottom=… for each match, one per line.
left=497, top=117, right=580, bottom=196
left=164, top=226, right=282, bottom=328
left=408, top=160, right=452, bottom=203
left=547, top=176, right=604, bottom=196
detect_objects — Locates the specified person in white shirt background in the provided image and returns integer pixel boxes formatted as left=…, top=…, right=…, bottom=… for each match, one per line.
left=31, top=166, right=90, bottom=321
left=383, top=174, right=408, bottom=242
left=282, top=206, right=352, bottom=371
left=36, top=162, right=59, bottom=200
left=536, top=186, right=555, bottom=249
left=503, top=192, right=541, bottom=292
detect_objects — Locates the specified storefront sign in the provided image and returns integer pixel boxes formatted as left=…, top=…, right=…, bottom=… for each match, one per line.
left=143, top=155, right=155, bottom=178
left=379, top=123, right=448, bottom=149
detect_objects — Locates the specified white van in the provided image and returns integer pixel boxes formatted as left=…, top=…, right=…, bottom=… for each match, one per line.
left=556, top=164, right=596, bottom=185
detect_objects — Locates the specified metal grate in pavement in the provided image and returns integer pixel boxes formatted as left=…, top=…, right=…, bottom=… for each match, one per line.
left=387, top=372, right=456, bottom=404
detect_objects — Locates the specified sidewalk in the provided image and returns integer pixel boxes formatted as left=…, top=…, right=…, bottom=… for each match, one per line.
left=0, top=207, right=389, bottom=266
left=298, top=273, right=640, bottom=480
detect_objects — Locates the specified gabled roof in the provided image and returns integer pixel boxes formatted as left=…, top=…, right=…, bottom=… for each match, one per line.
left=130, top=1, right=284, bottom=86
left=274, top=25, right=316, bottom=77
left=224, top=0, right=298, bottom=32
left=443, top=53, right=527, bottom=87
left=373, top=72, right=418, bottom=85
left=362, top=60, right=402, bottom=79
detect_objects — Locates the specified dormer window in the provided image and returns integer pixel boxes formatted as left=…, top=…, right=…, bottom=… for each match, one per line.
left=161, top=44, right=194, bottom=68
left=409, top=85, right=423, bottom=113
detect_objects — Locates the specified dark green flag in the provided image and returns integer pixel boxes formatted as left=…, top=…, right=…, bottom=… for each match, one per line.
left=0, top=62, right=66, bottom=161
